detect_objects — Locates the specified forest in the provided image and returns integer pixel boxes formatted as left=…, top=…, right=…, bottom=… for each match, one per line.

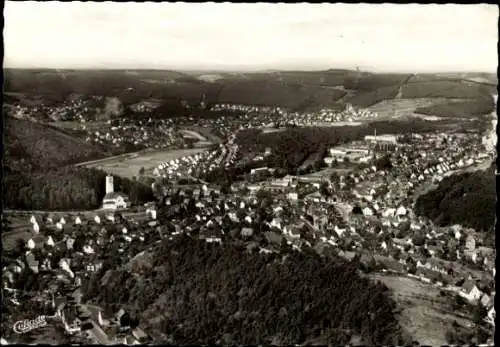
left=86, top=235, right=408, bottom=345
left=415, top=164, right=496, bottom=232
left=3, top=167, right=154, bottom=211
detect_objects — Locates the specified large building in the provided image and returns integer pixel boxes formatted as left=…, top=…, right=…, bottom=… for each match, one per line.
left=364, top=133, right=398, bottom=150
left=364, top=134, right=397, bottom=145
left=102, top=175, right=130, bottom=210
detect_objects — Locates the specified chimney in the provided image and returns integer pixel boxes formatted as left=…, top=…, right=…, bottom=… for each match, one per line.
left=106, top=175, right=114, bottom=194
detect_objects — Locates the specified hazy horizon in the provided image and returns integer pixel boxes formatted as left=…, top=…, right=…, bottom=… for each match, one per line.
left=3, top=66, right=498, bottom=76
left=4, top=2, right=498, bottom=73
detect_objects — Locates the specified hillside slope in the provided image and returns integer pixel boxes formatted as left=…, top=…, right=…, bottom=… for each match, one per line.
left=4, top=116, right=108, bottom=171
left=5, top=68, right=496, bottom=115
left=3, top=116, right=154, bottom=211
left=216, top=78, right=346, bottom=110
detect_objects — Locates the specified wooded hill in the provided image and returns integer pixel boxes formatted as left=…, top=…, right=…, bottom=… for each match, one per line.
left=415, top=164, right=496, bottom=232
left=86, top=235, right=408, bottom=345
left=5, top=68, right=496, bottom=112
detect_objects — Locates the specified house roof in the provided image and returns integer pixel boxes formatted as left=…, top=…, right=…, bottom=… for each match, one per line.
left=90, top=322, right=111, bottom=344
left=103, top=192, right=129, bottom=201
left=132, top=327, right=148, bottom=340
left=462, top=279, right=477, bottom=293
left=264, top=231, right=283, bottom=245
left=116, top=308, right=127, bottom=319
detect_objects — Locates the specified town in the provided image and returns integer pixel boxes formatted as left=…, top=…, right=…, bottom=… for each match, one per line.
left=2, top=106, right=496, bottom=344
left=3, top=3, right=497, bottom=344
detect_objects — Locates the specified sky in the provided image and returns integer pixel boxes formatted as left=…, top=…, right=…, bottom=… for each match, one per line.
left=4, top=2, right=498, bottom=72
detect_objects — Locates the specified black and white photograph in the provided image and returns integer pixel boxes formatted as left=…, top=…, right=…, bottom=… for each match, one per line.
left=2, top=2, right=497, bottom=345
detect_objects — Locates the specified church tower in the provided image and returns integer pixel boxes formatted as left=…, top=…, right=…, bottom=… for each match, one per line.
left=106, top=175, right=114, bottom=194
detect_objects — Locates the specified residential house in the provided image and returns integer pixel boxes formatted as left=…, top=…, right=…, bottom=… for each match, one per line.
left=25, top=252, right=39, bottom=273
left=486, top=306, right=495, bottom=327
left=241, top=227, right=254, bottom=238
left=480, top=293, right=492, bottom=308
left=115, top=308, right=131, bottom=328
left=465, top=235, right=476, bottom=251
left=459, top=279, right=483, bottom=302
left=264, top=231, right=283, bottom=247
left=423, top=258, right=447, bottom=275
left=380, top=257, right=406, bottom=273
left=103, top=193, right=130, bottom=210
left=132, top=327, right=150, bottom=343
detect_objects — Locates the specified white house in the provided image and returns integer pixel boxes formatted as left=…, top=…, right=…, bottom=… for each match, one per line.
left=102, top=192, right=130, bottom=210
left=459, top=280, right=483, bottom=302
left=83, top=245, right=95, bottom=254
left=362, top=207, right=374, bottom=216
left=66, top=237, right=75, bottom=250
left=241, top=227, right=254, bottom=238
left=396, top=206, right=407, bottom=216
left=26, top=239, right=36, bottom=250
left=486, top=307, right=495, bottom=326
left=59, top=259, right=75, bottom=278
left=46, top=236, right=55, bottom=247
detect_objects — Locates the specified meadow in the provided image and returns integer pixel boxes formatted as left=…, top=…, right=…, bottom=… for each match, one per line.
left=369, top=273, right=475, bottom=346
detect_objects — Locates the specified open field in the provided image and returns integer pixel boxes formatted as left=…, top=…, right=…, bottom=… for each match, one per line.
left=80, top=148, right=207, bottom=178
left=2, top=229, right=34, bottom=251
left=370, top=273, right=474, bottom=346
left=367, top=98, right=471, bottom=120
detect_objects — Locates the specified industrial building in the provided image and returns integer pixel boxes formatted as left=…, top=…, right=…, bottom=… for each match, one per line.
left=364, top=133, right=398, bottom=150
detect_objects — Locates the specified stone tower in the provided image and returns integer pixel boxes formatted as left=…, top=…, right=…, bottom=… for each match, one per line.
left=106, top=175, right=114, bottom=194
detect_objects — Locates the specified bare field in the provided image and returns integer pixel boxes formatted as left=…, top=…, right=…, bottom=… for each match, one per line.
left=49, top=121, right=85, bottom=130
left=370, top=273, right=474, bottom=346
left=81, top=148, right=207, bottom=178
left=367, top=98, right=463, bottom=120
